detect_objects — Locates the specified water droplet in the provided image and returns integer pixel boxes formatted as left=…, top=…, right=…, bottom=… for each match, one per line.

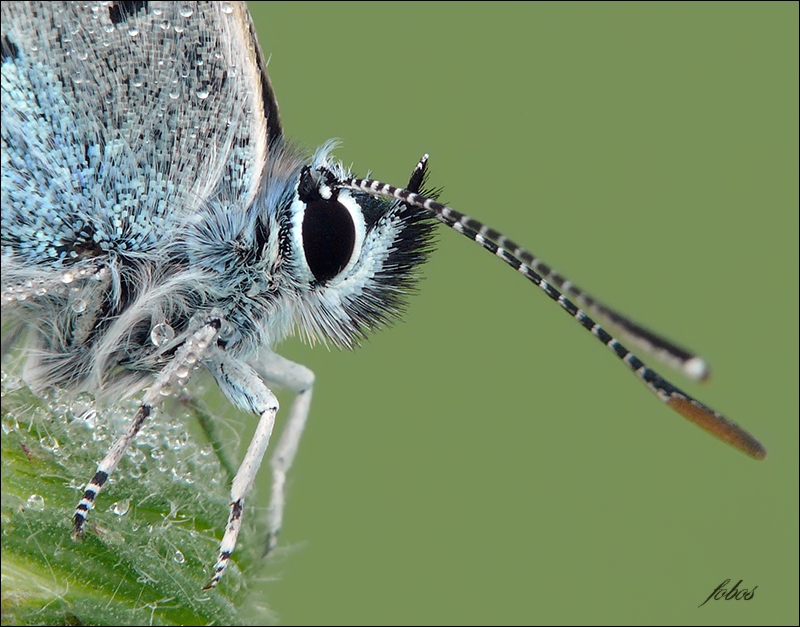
left=2, top=416, right=18, bottom=434
left=70, top=392, right=97, bottom=424
left=61, top=271, right=74, bottom=284
left=39, top=435, right=60, bottom=452
left=26, top=494, right=45, bottom=511
left=174, top=549, right=185, bottom=564
left=150, top=323, right=175, bottom=347
left=127, top=27, right=139, bottom=38
left=169, top=432, right=189, bottom=451
left=221, top=3, right=234, bottom=15
left=195, top=88, right=210, bottom=100
left=179, top=5, right=194, bottom=18
left=126, top=447, right=146, bottom=465
left=71, top=298, right=87, bottom=313
left=110, top=498, right=131, bottom=516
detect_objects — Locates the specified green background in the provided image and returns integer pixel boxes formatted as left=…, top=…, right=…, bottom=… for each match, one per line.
left=4, top=2, right=794, bottom=625
left=246, top=2, right=798, bottom=625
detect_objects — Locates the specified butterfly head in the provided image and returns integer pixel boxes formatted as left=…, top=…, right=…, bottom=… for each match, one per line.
left=274, top=148, right=437, bottom=349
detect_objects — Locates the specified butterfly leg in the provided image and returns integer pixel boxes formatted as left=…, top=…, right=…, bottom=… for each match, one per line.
left=72, top=319, right=220, bottom=538
left=204, top=349, right=279, bottom=589
left=254, top=351, right=315, bottom=555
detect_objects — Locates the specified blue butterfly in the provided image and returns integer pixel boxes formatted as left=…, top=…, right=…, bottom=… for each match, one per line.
left=1, top=1, right=765, bottom=589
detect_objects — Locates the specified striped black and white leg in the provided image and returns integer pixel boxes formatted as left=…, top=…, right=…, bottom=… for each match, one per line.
left=254, top=350, right=316, bottom=555
left=344, top=174, right=766, bottom=460
left=72, top=318, right=221, bottom=538
left=203, top=349, right=280, bottom=589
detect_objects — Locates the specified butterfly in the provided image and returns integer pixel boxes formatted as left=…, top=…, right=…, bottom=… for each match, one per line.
left=0, top=1, right=766, bottom=591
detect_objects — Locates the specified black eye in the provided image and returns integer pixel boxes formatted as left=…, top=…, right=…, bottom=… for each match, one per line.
left=302, top=199, right=356, bottom=283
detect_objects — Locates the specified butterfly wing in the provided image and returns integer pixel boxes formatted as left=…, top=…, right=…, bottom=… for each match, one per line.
left=1, top=1, right=280, bottom=267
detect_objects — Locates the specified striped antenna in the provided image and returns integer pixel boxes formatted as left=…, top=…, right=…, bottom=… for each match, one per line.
left=343, top=158, right=766, bottom=460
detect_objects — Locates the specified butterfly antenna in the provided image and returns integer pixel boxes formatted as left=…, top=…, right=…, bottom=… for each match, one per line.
left=343, top=160, right=766, bottom=460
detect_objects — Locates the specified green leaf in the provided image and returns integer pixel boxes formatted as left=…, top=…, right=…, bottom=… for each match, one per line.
left=1, top=379, right=271, bottom=626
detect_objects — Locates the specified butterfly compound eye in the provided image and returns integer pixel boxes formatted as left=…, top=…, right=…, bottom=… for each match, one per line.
left=301, top=197, right=356, bottom=283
